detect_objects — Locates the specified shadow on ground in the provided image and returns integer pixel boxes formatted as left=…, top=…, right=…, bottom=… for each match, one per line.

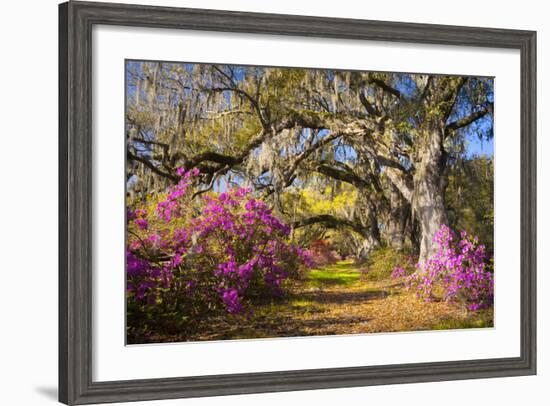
left=35, top=386, right=57, bottom=401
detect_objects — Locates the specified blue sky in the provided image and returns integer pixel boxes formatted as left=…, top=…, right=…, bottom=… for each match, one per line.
left=466, top=132, right=493, bottom=157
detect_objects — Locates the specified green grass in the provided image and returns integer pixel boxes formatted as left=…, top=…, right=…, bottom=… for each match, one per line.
left=305, top=261, right=362, bottom=288
left=146, top=259, right=494, bottom=342
left=291, top=298, right=314, bottom=308
left=432, top=311, right=494, bottom=330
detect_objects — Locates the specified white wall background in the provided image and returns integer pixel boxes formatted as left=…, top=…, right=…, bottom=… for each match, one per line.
left=0, top=0, right=546, bottom=405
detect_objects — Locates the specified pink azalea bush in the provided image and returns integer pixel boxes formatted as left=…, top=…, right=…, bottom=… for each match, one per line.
left=306, top=239, right=339, bottom=267
left=408, top=224, right=494, bottom=311
left=363, top=247, right=415, bottom=281
left=391, top=266, right=409, bottom=279
left=126, top=168, right=309, bottom=340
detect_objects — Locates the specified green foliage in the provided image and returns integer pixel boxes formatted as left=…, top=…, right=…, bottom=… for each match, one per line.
left=362, top=247, right=415, bottom=281
left=285, top=185, right=357, bottom=217
left=282, top=183, right=360, bottom=250
left=446, top=156, right=494, bottom=252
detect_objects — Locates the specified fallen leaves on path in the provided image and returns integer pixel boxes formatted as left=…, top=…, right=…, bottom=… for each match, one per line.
left=149, top=261, right=493, bottom=343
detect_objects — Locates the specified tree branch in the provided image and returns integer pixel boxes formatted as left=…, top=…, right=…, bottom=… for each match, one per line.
left=127, top=151, right=179, bottom=183
left=366, top=77, right=401, bottom=99
left=445, top=103, right=493, bottom=133
left=315, top=164, right=371, bottom=190
left=208, top=84, right=268, bottom=129
left=384, top=168, right=414, bottom=203
left=185, top=151, right=241, bottom=168
left=292, top=215, right=370, bottom=237
left=359, top=91, right=379, bottom=116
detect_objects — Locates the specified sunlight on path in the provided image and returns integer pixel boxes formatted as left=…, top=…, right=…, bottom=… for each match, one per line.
left=305, top=260, right=362, bottom=288
left=183, top=261, right=493, bottom=341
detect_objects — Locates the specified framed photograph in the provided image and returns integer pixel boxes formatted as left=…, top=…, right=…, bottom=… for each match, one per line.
left=59, top=1, right=536, bottom=404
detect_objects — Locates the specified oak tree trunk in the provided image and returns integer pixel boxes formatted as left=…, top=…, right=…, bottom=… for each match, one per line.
left=354, top=211, right=381, bottom=260
left=386, top=184, right=408, bottom=251
left=414, top=127, right=448, bottom=265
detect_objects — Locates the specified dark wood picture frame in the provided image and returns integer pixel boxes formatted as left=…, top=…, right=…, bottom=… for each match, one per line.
left=59, top=1, right=537, bottom=404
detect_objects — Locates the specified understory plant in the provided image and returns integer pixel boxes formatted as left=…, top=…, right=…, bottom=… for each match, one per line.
left=408, top=224, right=494, bottom=311
left=306, top=239, right=339, bottom=267
left=362, top=246, right=415, bottom=281
left=126, top=168, right=309, bottom=341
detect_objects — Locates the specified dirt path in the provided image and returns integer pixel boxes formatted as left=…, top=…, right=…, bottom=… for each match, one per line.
left=184, top=261, right=492, bottom=342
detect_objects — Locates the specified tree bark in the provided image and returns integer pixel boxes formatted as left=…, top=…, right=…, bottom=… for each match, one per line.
left=362, top=202, right=382, bottom=256
left=386, top=184, right=408, bottom=251
left=413, top=126, right=448, bottom=265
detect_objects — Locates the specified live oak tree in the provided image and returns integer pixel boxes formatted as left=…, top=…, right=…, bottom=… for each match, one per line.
left=126, top=62, right=493, bottom=264
left=446, top=156, right=494, bottom=253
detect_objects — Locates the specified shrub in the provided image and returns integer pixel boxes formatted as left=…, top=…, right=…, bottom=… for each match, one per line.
left=306, top=239, right=339, bottom=267
left=361, top=247, right=415, bottom=281
left=391, top=266, right=409, bottom=279
left=126, top=168, right=308, bottom=340
left=408, top=224, right=494, bottom=311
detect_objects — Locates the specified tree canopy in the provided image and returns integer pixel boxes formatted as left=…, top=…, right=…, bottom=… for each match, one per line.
left=126, top=61, right=494, bottom=262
